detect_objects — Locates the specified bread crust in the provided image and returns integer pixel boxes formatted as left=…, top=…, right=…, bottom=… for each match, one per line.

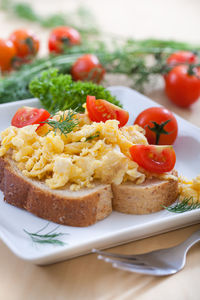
left=112, top=173, right=178, bottom=214
left=0, top=156, right=179, bottom=225
left=0, top=156, right=112, bottom=227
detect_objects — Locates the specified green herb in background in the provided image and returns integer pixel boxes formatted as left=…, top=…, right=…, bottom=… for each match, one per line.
left=0, top=53, right=81, bottom=103
left=1, top=0, right=200, bottom=105
left=29, top=68, right=121, bottom=112
left=2, top=0, right=200, bottom=51
left=1, top=43, right=199, bottom=105
left=1, top=0, right=99, bottom=35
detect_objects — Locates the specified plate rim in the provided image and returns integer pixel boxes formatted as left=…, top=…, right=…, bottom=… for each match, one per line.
left=1, top=85, right=200, bottom=264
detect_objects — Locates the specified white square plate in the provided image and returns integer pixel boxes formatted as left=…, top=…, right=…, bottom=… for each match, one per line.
left=0, top=86, right=200, bottom=265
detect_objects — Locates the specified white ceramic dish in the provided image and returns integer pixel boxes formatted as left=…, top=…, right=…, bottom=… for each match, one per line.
left=0, top=86, right=200, bottom=265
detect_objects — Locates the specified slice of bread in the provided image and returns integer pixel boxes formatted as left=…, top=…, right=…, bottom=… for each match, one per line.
left=0, top=156, right=113, bottom=227
left=0, top=155, right=178, bottom=226
left=112, top=173, right=178, bottom=214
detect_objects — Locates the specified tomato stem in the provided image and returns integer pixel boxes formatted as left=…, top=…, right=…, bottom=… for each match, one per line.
left=187, top=64, right=200, bottom=79
left=61, top=37, right=70, bottom=46
left=25, top=37, right=35, bottom=55
left=147, top=119, right=171, bottom=145
left=162, top=63, right=200, bottom=77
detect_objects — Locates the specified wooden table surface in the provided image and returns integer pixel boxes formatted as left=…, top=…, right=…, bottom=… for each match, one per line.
left=0, top=0, right=200, bottom=299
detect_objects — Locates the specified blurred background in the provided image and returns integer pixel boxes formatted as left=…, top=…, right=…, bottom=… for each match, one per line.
left=1, top=0, right=199, bottom=44
left=0, top=0, right=200, bottom=122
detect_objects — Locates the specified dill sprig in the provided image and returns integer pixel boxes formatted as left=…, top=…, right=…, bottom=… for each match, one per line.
left=43, top=109, right=79, bottom=136
left=24, top=223, right=68, bottom=245
left=85, top=131, right=100, bottom=141
left=164, top=197, right=200, bottom=213
left=1, top=0, right=200, bottom=104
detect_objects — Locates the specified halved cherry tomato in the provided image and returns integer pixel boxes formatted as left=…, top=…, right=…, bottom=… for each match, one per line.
left=134, top=107, right=178, bottom=145
left=129, top=145, right=176, bottom=174
left=164, top=65, right=200, bottom=107
left=48, top=26, right=81, bottom=54
left=71, top=54, right=105, bottom=84
left=86, top=95, right=129, bottom=127
left=0, top=39, right=16, bottom=72
left=167, top=51, right=198, bottom=65
left=11, top=107, right=50, bottom=128
left=9, top=29, right=39, bottom=61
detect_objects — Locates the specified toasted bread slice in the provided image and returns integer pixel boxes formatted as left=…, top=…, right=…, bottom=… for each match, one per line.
left=112, top=172, right=178, bottom=214
left=0, top=156, right=113, bottom=227
left=0, top=155, right=178, bottom=226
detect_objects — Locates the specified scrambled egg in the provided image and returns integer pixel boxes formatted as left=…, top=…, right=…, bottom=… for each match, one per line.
left=0, top=111, right=149, bottom=190
left=178, top=175, right=200, bottom=203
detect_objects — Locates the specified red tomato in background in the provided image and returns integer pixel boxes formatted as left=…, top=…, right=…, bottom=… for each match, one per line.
left=86, top=95, right=129, bottom=127
left=164, top=65, right=200, bottom=108
left=11, top=107, right=50, bottom=128
left=167, top=51, right=198, bottom=65
left=129, top=145, right=176, bottom=174
left=0, top=39, right=16, bottom=72
left=134, top=107, right=178, bottom=145
left=9, top=29, right=39, bottom=60
left=48, top=26, right=81, bottom=54
left=71, top=54, right=105, bottom=84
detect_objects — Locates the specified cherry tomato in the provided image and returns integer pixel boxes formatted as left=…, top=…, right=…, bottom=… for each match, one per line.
left=11, top=107, right=50, bottom=128
left=134, top=107, right=178, bottom=145
left=71, top=54, right=105, bottom=84
left=167, top=51, right=198, bottom=65
left=164, top=65, right=200, bottom=107
left=48, top=26, right=81, bottom=54
left=0, top=39, right=16, bottom=72
left=129, top=145, right=176, bottom=174
left=9, top=29, right=39, bottom=61
left=86, top=95, right=129, bottom=127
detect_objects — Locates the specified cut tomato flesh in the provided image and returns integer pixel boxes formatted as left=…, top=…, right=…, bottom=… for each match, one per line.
left=129, top=144, right=176, bottom=173
left=86, top=95, right=129, bottom=127
left=11, top=107, right=50, bottom=128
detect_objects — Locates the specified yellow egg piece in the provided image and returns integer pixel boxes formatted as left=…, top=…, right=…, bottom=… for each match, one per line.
left=0, top=110, right=150, bottom=190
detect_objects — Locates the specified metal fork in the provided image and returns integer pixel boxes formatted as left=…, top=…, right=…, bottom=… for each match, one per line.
left=92, top=229, right=200, bottom=276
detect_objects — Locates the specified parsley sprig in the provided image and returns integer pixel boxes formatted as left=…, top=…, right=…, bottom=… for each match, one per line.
left=164, top=197, right=200, bottom=213
left=24, top=223, right=68, bottom=245
left=43, top=109, right=79, bottom=136
left=1, top=0, right=200, bottom=105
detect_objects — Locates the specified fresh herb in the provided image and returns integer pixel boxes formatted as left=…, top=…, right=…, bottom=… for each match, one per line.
left=1, top=0, right=99, bottom=35
left=29, top=68, right=121, bottom=112
left=3, top=0, right=200, bottom=51
left=24, top=223, right=68, bottom=245
left=1, top=0, right=200, bottom=103
left=0, top=53, right=83, bottom=104
left=164, top=197, right=200, bottom=213
left=1, top=41, right=200, bottom=105
left=85, top=131, right=100, bottom=141
left=43, top=109, right=79, bottom=136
